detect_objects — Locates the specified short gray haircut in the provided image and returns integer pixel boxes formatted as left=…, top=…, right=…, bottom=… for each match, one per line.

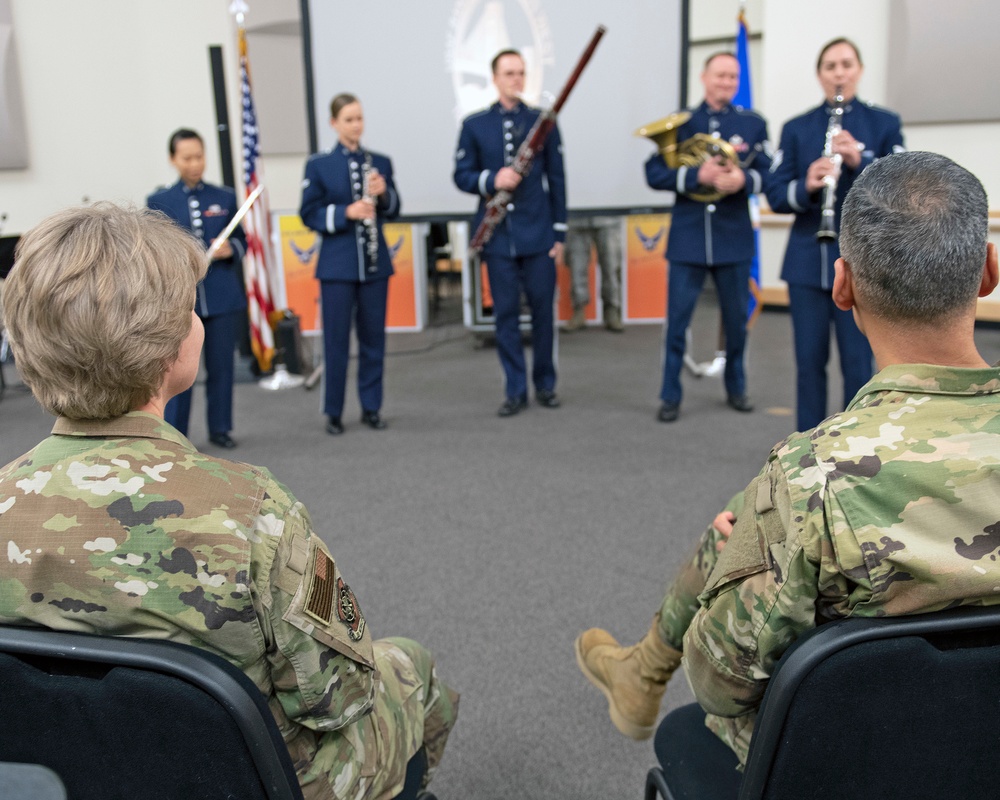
left=839, top=151, right=988, bottom=322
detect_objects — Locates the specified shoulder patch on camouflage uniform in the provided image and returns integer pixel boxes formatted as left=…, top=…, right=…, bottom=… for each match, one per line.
left=301, top=548, right=365, bottom=641
left=304, top=547, right=336, bottom=625
left=279, top=536, right=375, bottom=668
left=335, top=577, right=365, bottom=641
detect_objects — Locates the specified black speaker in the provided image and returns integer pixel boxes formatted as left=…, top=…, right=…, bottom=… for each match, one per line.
left=273, top=313, right=304, bottom=375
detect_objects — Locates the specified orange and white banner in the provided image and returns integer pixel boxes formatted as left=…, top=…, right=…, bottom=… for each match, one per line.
left=276, top=215, right=322, bottom=333
left=383, top=222, right=420, bottom=331
left=274, top=215, right=422, bottom=333
left=624, top=213, right=671, bottom=322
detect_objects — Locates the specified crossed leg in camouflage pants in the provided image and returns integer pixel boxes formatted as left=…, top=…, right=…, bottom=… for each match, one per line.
left=575, top=492, right=742, bottom=739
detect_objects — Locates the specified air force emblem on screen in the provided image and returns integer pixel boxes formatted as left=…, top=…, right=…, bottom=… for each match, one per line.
left=446, top=0, right=555, bottom=123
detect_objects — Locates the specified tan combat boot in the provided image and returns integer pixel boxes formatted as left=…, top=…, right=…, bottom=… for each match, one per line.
left=565, top=306, right=586, bottom=332
left=604, top=305, right=624, bottom=332
left=574, top=616, right=682, bottom=739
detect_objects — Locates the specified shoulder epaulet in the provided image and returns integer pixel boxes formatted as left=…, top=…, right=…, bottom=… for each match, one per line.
left=465, top=107, right=493, bottom=122
left=732, top=105, right=764, bottom=119
left=862, top=100, right=901, bottom=119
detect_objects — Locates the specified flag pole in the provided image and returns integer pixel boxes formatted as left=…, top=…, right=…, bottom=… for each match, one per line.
left=228, top=1, right=304, bottom=390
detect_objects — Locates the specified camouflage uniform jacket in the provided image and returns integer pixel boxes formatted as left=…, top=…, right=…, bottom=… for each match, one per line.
left=683, top=364, right=1000, bottom=763
left=0, top=413, right=438, bottom=799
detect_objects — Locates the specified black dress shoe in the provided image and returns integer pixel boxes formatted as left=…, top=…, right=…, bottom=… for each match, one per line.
left=727, top=394, right=755, bottom=413
left=497, top=396, right=528, bottom=417
left=535, top=389, right=561, bottom=408
left=209, top=433, right=237, bottom=449
left=326, top=416, right=344, bottom=435
left=361, top=410, right=387, bottom=430
left=657, top=403, right=679, bottom=423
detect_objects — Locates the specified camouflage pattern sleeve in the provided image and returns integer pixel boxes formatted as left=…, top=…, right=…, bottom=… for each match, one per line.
left=658, top=491, right=746, bottom=650
left=681, top=444, right=825, bottom=762
left=250, top=476, right=378, bottom=735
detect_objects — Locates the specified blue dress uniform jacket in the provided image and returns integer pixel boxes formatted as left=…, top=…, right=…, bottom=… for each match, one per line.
left=147, top=180, right=246, bottom=438
left=645, top=101, right=771, bottom=266
left=453, top=101, right=568, bottom=257
left=299, top=145, right=401, bottom=283
left=147, top=181, right=247, bottom=317
left=766, top=99, right=904, bottom=290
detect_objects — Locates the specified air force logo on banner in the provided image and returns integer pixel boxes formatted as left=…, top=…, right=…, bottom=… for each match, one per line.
left=446, top=0, right=555, bottom=124
left=635, top=226, right=666, bottom=252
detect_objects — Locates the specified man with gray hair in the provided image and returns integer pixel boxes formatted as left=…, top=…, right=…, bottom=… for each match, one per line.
left=576, top=151, right=1000, bottom=770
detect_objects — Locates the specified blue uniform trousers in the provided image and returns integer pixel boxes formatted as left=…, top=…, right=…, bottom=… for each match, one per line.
left=486, top=252, right=557, bottom=400
left=787, top=283, right=873, bottom=431
left=165, top=309, right=241, bottom=437
left=660, top=260, right=750, bottom=406
left=321, top=278, right=388, bottom=419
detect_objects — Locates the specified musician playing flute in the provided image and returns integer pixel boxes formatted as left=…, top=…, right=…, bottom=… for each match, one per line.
left=454, top=49, right=568, bottom=417
left=300, top=93, right=401, bottom=435
left=147, top=128, right=247, bottom=450
left=766, top=38, right=904, bottom=431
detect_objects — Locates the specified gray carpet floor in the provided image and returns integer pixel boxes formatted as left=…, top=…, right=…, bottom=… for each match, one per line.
left=4, top=294, right=1000, bottom=800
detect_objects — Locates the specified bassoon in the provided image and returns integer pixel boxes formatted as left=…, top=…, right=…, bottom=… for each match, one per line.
left=469, top=25, right=606, bottom=254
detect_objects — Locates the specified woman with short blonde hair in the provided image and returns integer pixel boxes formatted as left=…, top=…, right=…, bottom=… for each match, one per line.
left=3, top=203, right=205, bottom=419
left=0, top=201, right=458, bottom=800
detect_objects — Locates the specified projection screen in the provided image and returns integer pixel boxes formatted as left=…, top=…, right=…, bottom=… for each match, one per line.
left=305, top=0, right=683, bottom=217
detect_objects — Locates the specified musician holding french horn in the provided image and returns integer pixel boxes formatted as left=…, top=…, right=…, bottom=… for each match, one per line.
left=641, top=51, right=772, bottom=424
left=766, top=38, right=904, bottom=432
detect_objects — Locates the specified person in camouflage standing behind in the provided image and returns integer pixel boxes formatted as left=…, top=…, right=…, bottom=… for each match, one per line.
left=0, top=203, right=458, bottom=800
left=576, top=150, right=1000, bottom=768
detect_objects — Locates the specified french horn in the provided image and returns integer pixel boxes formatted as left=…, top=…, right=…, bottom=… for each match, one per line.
left=635, top=114, right=741, bottom=203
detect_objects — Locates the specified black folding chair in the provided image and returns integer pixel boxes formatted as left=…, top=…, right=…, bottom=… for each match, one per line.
left=646, top=605, right=1000, bottom=800
left=0, top=626, right=304, bottom=800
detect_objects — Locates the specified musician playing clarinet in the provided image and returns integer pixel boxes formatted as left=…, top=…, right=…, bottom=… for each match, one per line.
left=766, top=38, right=904, bottom=431
left=454, top=49, right=568, bottom=417
left=300, top=93, right=401, bottom=435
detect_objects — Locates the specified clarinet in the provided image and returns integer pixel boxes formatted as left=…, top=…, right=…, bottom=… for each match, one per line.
left=816, top=88, right=845, bottom=241
left=361, top=151, right=380, bottom=273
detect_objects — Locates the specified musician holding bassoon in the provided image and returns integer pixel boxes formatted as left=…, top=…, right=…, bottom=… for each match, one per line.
left=766, top=38, right=904, bottom=432
left=454, top=49, right=568, bottom=418
left=147, top=128, right=247, bottom=450
left=642, top=52, right=772, bottom=424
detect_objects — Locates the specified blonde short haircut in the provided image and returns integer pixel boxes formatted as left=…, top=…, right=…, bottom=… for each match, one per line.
left=2, top=203, right=207, bottom=419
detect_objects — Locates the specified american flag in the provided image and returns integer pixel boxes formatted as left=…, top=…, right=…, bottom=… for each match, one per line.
left=237, top=24, right=276, bottom=373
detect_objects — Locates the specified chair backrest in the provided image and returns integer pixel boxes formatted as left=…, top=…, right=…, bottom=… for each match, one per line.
left=0, top=761, right=67, bottom=800
left=0, top=626, right=305, bottom=800
left=739, top=605, right=1000, bottom=800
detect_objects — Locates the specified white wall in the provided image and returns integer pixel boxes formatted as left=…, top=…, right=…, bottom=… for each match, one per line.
left=3, top=0, right=999, bottom=239
left=0, top=1, right=244, bottom=234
